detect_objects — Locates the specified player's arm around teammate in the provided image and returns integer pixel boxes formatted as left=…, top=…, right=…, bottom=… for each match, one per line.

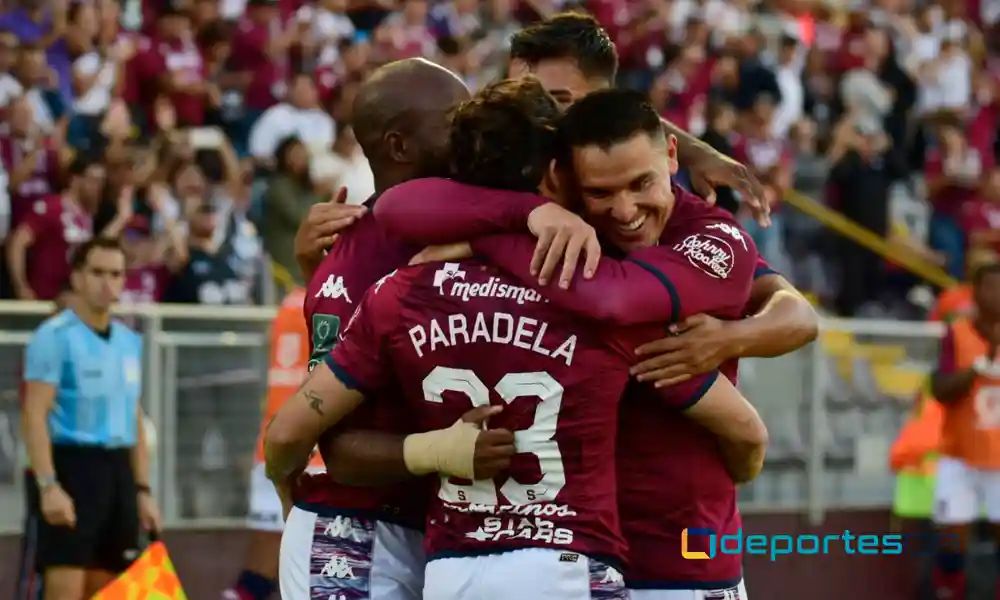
left=264, top=360, right=517, bottom=510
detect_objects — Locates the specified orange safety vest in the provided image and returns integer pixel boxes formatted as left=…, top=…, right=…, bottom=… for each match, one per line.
left=939, top=318, right=1000, bottom=469
left=254, top=288, right=324, bottom=468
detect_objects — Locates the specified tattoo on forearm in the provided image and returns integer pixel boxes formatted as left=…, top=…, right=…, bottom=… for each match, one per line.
left=306, top=390, right=324, bottom=415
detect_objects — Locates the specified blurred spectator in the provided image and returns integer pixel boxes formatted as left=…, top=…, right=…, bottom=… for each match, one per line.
left=924, top=114, right=994, bottom=278
left=311, top=123, right=374, bottom=204
left=772, top=34, right=803, bottom=140
left=163, top=192, right=250, bottom=304
left=5, top=153, right=103, bottom=301
left=840, top=27, right=893, bottom=136
left=262, top=135, right=324, bottom=284
left=248, top=72, right=334, bottom=166
left=961, top=166, right=1000, bottom=261
left=828, top=116, right=906, bottom=316
left=0, top=96, right=63, bottom=230
left=699, top=101, right=738, bottom=215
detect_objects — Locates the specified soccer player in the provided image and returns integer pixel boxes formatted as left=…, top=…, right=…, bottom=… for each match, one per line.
left=372, top=90, right=805, bottom=598
left=929, top=262, right=1000, bottom=600
left=266, top=77, right=767, bottom=600
left=280, top=58, right=512, bottom=600
left=224, top=287, right=321, bottom=600
left=22, top=237, right=162, bottom=600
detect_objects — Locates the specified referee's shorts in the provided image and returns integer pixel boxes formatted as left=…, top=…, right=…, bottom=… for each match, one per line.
left=25, top=444, right=141, bottom=575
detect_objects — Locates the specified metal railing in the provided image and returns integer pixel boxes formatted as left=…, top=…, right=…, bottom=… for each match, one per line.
left=0, top=301, right=944, bottom=532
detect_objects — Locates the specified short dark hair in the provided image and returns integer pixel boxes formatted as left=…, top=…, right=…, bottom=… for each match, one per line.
left=509, top=12, right=618, bottom=83
left=556, top=88, right=664, bottom=160
left=70, top=237, right=124, bottom=272
left=448, top=77, right=560, bottom=192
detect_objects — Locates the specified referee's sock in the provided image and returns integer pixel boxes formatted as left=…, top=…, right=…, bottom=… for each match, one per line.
left=226, top=570, right=276, bottom=600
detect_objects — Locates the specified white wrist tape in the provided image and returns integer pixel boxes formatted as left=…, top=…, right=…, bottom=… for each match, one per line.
left=403, top=420, right=481, bottom=479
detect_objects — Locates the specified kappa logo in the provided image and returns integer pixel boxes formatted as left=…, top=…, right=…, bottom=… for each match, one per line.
left=315, top=274, right=353, bottom=303
left=323, top=515, right=361, bottom=541
left=319, top=555, right=356, bottom=580
left=433, top=262, right=466, bottom=293
left=600, top=566, right=624, bottom=584
left=673, top=233, right=735, bottom=279
left=706, top=222, right=748, bottom=250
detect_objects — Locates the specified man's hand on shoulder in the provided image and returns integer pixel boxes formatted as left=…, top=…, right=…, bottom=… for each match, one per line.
left=294, top=187, right=367, bottom=278
left=527, top=203, right=601, bottom=289
left=687, top=151, right=770, bottom=227
left=631, top=314, right=736, bottom=387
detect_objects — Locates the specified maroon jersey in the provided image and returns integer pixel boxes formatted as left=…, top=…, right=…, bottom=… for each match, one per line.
left=328, top=261, right=715, bottom=565
left=298, top=207, right=427, bottom=528
left=0, top=132, right=60, bottom=230
left=132, top=34, right=205, bottom=126
left=229, top=18, right=284, bottom=111
left=19, top=196, right=93, bottom=300
left=373, top=178, right=763, bottom=586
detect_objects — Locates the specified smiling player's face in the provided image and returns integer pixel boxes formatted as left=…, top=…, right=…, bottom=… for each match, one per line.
left=571, top=133, right=679, bottom=252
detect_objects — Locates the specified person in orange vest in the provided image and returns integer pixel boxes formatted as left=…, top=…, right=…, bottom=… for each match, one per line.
left=929, top=262, right=1000, bottom=599
left=223, top=288, right=323, bottom=600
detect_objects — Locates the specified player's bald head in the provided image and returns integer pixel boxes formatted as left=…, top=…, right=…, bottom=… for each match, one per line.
left=353, top=58, right=470, bottom=178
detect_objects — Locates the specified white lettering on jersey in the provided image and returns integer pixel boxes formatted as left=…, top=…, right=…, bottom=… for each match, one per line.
left=322, top=516, right=360, bottom=541
left=673, top=233, right=735, bottom=279
left=706, top=222, right=748, bottom=250
left=315, top=274, right=353, bottom=303
left=319, top=555, right=355, bottom=580
left=408, top=312, right=577, bottom=365
left=433, top=263, right=545, bottom=305
left=464, top=516, right=575, bottom=545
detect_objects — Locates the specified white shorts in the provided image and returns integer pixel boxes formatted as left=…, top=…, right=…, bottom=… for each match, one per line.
left=424, top=548, right=627, bottom=600
left=628, top=580, right=747, bottom=600
left=933, top=455, right=1000, bottom=524
left=247, top=463, right=284, bottom=532
left=279, top=505, right=425, bottom=600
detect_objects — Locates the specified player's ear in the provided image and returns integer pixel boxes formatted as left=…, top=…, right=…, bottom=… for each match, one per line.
left=384, top=130, right=409, bottom=164
left=665, top=134, right=679, bottom=176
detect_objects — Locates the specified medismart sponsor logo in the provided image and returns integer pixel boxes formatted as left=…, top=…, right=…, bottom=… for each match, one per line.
left=680, top=528, right=960, bottom=561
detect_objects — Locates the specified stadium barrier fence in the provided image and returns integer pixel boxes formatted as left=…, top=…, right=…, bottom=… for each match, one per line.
left=0, top=301, right=944, bottom=531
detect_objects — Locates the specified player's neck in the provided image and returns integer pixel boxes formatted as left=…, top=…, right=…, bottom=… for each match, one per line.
left=74, top=305, right=112, bottom=332
left=373, top=169, right=419, bottom=195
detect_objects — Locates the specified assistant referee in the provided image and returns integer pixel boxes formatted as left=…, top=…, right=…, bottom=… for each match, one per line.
left=22, top=237, right=162, bottom=600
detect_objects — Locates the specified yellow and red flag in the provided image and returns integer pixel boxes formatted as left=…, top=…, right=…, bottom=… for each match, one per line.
left=92, top=540, right=187, bottom=599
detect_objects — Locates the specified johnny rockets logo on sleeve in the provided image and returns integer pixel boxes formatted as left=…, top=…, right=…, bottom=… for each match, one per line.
left=672, top=229, right=736, bottom=279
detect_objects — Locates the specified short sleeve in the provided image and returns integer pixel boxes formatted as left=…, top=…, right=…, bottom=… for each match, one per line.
left=650, top=371, right=720, bottom=411
left=20, top=199, right=53, bottom=237
left=325, top=271, right=402, bottom=392
left=629, top=219, right=758, bottom=319
left=753, top=256, right=778, bottom=279
left=24, top=325, right=62, bottom=385
left=937, top=326, right=957, bottom=375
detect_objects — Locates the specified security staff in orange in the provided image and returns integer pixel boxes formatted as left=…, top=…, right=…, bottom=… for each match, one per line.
left=930, top=263, right=1000, bottom=600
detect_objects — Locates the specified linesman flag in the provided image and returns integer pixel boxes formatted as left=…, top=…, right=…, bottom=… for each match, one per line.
left=92, top=540, right=188, bottom=599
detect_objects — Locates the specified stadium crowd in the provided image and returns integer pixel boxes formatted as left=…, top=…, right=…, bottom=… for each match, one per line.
left=0, top=0, right=996, bottom=316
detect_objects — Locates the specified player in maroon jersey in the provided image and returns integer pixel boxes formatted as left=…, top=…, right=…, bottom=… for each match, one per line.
left=6, top=154, right=103, bottom=301
left=272, top=58, right=486, bottom=600
left=369, top=89, right=814, bottom=599
left=266, top=78, right=767, bottom=600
